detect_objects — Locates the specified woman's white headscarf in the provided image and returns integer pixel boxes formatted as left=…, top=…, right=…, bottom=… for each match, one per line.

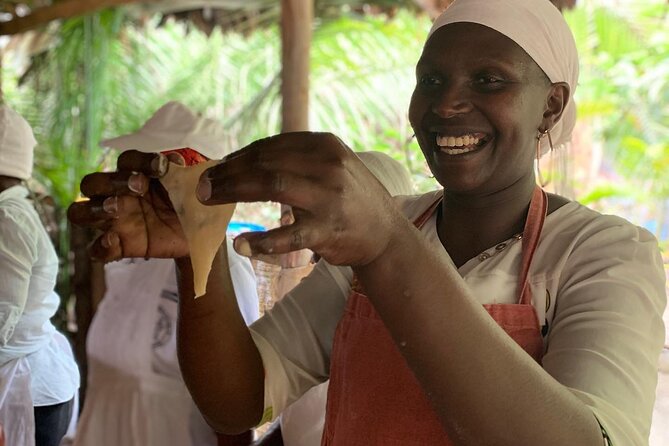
left=0, top=105, right=37, bottom=180
left=357, top=151, right=414, bottom=196
left=427, top=0, right=579, bottom=154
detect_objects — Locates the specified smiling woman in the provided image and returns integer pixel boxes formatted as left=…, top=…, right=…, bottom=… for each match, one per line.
left=67, top=0, right=666, bottom=445
left=406, top=18, right=574, bottom=267
left=411, top=22, right=558, bottom=200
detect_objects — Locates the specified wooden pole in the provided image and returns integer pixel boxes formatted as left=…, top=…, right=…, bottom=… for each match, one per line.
left=0, top=0, right=145, bottom=36
left=278, top=0, right=314, bottom=272
left=0, top=46, right=4, bottom=104
left=280, top=0, right=313, bottom=133
left=70, top=225, right=95, bottom=405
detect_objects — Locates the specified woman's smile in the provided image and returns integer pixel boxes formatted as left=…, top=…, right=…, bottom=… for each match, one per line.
left=434, top=131, right=489, bottom=156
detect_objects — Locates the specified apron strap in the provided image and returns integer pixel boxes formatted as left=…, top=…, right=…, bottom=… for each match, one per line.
left=413, top=194, right=442, bottom=229
left=517, top=187, right=548, bottom=305
left=409, top=187, right=548, bottom=305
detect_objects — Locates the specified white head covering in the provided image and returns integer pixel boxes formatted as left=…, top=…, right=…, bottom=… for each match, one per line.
left=0, top=105, right=38, bottom=180
left=357, top=151, right=414, bottom=196
left=101, top=101, right=228, bottom=159
left=427, top=0, right=579, bottom=153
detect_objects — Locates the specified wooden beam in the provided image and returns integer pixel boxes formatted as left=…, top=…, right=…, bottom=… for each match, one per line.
left=0, top=46, right=4, bottom=103
left=0, top=0, right=144, bottom=36
left=280, top=0, right=312, bottom=133
left=70, top=224, right=106, bottom=406
left=278, top=0, right=313, bottom=274
left=551, top=0, right=577, bottom=11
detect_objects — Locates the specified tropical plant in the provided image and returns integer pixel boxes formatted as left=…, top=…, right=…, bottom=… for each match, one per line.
left=563, top=2, right=669, bottom=241
left=5, top=0, right=665, bottom=307
left=1, top=7, right=436, bottom=309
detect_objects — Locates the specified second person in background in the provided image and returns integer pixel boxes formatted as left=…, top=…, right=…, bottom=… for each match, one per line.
left=73, top=102, right=259, bottom=446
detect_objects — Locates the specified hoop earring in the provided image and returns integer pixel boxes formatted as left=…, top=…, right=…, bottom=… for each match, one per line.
left=536, top=128, right=555, bottom=187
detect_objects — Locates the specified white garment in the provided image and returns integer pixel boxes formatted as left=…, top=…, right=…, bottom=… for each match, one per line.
left=0, top=184, right=79, bottom=446
left=100, top=101, right=228, bottom=160
left=74, top=239, right=259, bottom=446
left=0, top=357, right=35, bottom=446
left=280, top=382, right=328, bottom=446
left=250, top=190, right=666, bottom=446
left=356, top=152, right=414, bottom=197
left=0, top=185, right=79, bottom=404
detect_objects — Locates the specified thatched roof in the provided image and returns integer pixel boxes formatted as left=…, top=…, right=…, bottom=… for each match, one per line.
left=0, top=0, right=576, bottom=36
left=0, top=1, right=412, bottom=36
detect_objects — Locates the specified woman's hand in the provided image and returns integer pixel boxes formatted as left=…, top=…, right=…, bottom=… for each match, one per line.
left=197, top=132, right=404, bottom=267
left=67, top=150, right=188, bottom=261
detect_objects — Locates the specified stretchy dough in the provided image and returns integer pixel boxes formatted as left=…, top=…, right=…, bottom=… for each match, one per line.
left=160, top=159, right=235, bottom=297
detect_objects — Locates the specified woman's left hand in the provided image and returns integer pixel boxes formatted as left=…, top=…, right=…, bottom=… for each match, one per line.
left=197, top=132, right=405, bottom=267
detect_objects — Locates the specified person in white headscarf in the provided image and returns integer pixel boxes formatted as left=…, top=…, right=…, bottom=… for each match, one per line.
left=0, top=105, right=80, bottom=446
left=72, top=102, right=259, bottom=446
left=69, top=1, right=666, bottom=445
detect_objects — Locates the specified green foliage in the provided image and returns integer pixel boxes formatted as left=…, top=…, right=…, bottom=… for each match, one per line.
left=578, top=183, right=636, bottom=206
left=564, top=3, right=669, bottom=208
left=559, top=2, right=669, bottom=243
left=2, top=7, right=438, bottom=304
left=6, top=1, right=665, bottom=285
left=4, top=7, right=436, bottom=208
left=309, top=10, right=435, bottom=191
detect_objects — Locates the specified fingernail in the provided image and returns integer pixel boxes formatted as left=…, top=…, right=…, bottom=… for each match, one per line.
left=234, top=237, right=253, bottom=257
left=196, top=178, right=211, bottom=201
left=128, top=174, right=145, bottom=194
left=151, top=154, right=169, bottom=177
left=103, top=196, right=118, bottom=214
left=166, top=152, right=186, bottom=166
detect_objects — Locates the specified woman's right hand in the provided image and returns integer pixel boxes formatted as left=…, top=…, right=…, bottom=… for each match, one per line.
left=67, top=150, right=189, bottom=261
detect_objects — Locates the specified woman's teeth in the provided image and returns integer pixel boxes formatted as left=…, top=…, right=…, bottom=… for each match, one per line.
left=436, top=134, right=483, bottom=155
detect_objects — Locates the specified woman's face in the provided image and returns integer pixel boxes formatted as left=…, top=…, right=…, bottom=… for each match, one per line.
left=409, top=22, right=553, bottom=195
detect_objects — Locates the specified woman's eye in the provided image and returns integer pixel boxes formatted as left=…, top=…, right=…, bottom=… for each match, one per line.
left=419, top=74, right=442, bottom=86
left=475, top=75, right=504, bottom=85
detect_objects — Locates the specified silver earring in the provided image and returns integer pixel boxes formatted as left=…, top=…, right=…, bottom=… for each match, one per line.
left=536, top=128, right=554, bottom=187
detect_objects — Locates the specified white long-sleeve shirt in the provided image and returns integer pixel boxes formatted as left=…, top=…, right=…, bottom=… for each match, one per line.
left=0, top=185, right=79, bottom=406
left=250, top=190, right=667, bottom=446
left=74, top=239, right=260, bottom=446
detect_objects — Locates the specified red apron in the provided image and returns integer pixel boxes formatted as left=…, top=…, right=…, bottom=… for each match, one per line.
left=322, top=187, right=548, bottom=445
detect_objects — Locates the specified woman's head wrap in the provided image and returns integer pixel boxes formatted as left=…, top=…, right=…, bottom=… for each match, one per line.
left=0, top=105, right=37, bottom=180
left=357, top=151, right=414, bottom=196
left=427, top=0, right=579, bottom=153
left=101, top=101, right=228, bottom=159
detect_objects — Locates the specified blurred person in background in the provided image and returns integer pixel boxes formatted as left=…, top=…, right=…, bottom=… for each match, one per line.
left=73, top=102, right=259, bottom=446
left=0, top=104, right=80, bottom=446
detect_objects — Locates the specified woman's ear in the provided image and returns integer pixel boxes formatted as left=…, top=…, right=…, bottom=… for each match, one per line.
left=542, top=82, right=570, bottom=131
